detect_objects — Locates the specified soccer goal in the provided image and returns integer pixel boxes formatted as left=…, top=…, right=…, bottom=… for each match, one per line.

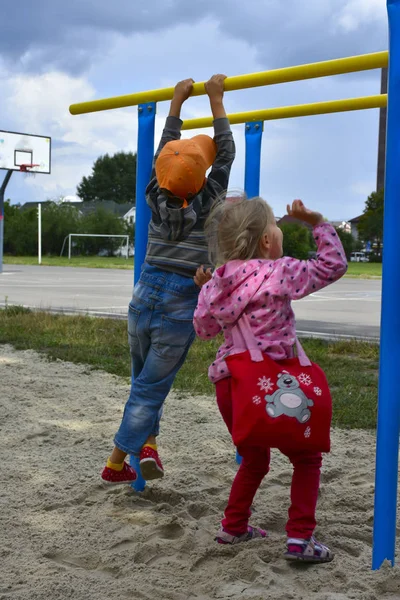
left=60, top=234, right=130, bottom=259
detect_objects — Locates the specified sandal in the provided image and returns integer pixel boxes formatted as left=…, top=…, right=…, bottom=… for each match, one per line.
left=285, top=536, right=334, bottom=563
left=216, top=525, right=267, bottom=545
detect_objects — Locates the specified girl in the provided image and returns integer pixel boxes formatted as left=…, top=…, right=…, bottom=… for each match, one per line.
left=193, top=196, right=347, bottom=563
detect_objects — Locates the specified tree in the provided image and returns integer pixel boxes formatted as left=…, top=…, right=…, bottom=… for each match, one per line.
left=77, top=152, right=137, bottom=204
left=41, top=202, right=81, bottom=255
left=335, top=228, right=355, bottom=260
left=280, top=223, right=313, bottom=259
left=75, top=208, right=131, bottom=256
left=357, top=188, right=384, bottom=252
left=4, top=200, right=38, bottom=255
left=4, top=201, right=82, bottom=256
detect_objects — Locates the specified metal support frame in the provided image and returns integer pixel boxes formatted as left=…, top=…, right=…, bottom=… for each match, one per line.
left=70, top=13, right=400, bottom=564
left=0, top=170, right=13, bottom=275
left=244, top=121, right=264, bottom=197
left=70, top=52, right=388, bottom=115
left=130, top=101, right=156, bottom=492
left=236, top=121, right=264, bottom=466
left=372, top=0, right=400, bottom=570
left=134, top=102, right=156, bottom=285
left=38, top=204, right=42, bottom=265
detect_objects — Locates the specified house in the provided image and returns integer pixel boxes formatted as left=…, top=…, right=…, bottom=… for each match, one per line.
left=77, top=200, right=134, bottom=221
left=123, top=206, right=136, bottom=225
left=60, top=195, right=82, bottom=204
left=330, top=220, right=351, bottom=234
left=20, top=200, right=53, bottom=212
left=349, top=215, right=362, bottom=240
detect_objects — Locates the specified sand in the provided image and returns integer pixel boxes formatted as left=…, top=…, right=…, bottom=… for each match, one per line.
left=1, top=343, right=400, bottom=600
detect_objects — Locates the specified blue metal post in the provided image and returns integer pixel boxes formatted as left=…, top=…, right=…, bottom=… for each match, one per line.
left=130, top=102, right=156, bottom=492
left=235, top=121, right=264, bottom=466
left=244, top=121, right=263, bottom=197
left=130, top=454, right=146, bottom=492
left=372, top=0, right=400, bottom=570
left=134, top=102, right=156, bottom=284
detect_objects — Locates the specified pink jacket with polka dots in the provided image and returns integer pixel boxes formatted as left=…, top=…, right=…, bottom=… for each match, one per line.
left=193, top=222, right=348, bottom=383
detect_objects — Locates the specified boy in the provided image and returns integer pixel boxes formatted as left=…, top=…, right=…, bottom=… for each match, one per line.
left=101, top=74, right=235, bottom=485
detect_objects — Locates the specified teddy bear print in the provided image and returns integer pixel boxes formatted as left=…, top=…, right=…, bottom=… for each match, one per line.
left=264, top=372, right=314, bottom=423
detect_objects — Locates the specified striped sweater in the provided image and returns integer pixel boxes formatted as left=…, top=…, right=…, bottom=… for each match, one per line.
left=144, top=116, right=235, bottom=278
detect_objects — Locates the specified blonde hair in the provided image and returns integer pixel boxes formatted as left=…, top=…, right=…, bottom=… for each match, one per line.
left=206, top=192, right=276, bottom=265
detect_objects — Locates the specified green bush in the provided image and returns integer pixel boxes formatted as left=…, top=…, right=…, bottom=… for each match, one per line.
left=280, top=222, right=313, bottom=259
left=3, top=200, right=132, bottom=257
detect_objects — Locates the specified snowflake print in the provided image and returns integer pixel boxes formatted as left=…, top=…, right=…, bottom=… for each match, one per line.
left=304, top=426, right=311, bottom=438
left=252, top=395, right=262, bottom=405
left=313, top=387, right=322, bottom=396
left=298, top=373, right=312, bottom=387
left=257, top=376, right=273, bottom=393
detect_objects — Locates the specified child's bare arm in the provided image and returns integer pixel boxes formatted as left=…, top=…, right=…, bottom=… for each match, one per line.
left=147, top=79, right=194, bottom=188
left=205, top=74, right=227, bottom=119
left=169, top=78, right=195, bottom=118
left=203, top=74, right=235, bottom=197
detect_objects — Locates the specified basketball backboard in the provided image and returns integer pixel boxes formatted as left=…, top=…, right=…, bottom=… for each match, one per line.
left=0, top=130, right=51, bottom=174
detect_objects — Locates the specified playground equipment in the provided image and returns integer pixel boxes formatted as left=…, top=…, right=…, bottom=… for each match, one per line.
left=0, top=130, right=51, bottom=273
left=70, top=0, right=399, bottom=569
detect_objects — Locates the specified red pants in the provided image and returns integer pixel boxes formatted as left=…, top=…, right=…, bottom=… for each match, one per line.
left=216, top=378, right=322, bottom=539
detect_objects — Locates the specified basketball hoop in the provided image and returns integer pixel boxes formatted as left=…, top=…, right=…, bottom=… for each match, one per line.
left=19, top=164, right=39, bottom=178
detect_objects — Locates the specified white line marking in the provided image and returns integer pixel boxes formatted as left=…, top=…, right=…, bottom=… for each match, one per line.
left=297, top=330, right=379, bottom=342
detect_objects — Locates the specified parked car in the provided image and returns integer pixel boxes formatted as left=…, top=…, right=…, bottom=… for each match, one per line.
left=350, top=251, right=369, bottom=263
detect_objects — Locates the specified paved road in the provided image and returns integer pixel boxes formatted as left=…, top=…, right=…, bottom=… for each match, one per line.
left=0, top=265, right=381, bottom=340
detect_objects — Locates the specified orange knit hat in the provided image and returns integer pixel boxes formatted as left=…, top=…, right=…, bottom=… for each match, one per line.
left=155, top=135, right=217, bottom=200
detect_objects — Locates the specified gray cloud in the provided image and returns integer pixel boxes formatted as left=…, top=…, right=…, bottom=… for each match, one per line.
left=1, top=0, right=387, bottom=75
left=51, top=139, right=79, bottom=150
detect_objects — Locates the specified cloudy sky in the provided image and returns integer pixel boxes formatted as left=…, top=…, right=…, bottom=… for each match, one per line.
left=1, top=0, right=387, bottom=220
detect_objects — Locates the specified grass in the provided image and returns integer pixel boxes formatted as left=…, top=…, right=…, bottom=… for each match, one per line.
left=3, top=255, right=133, bottom=269
left=345, top=262, right=382, bottom=278
left=0, top=307, right=379, bottom=430
left=4, top=256, right=382, bottom=278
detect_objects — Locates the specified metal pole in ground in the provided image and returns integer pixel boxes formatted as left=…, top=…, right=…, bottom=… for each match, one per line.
left=130, top=101, right=156, bottom=492
left=38, top=203, right=42, bottom=265
left=133, top=102, right=156, bottom=284
left=236, top=120, right=264, bottom=466
left=0, top=170, right=13, bottom=275
left=372, top=0, right=400, bottom=570
left=376, top=67, right=388, bottom=192
left=244, top=121, right=264, bottom=198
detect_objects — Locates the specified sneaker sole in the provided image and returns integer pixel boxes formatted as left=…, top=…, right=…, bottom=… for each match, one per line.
left=101, top=476, right=137, bottom=486
left=140, top=458, right=164, bottom=481
left=284, top=552, right=334, bottom=564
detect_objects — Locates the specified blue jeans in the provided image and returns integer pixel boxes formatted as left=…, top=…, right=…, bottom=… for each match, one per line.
left=114, top=263, right=199, bottom=456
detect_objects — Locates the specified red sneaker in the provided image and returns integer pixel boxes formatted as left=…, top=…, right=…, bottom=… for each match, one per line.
left=101, top=461, right=137, bottom=486
left=139, top=446, right=164, bottom=480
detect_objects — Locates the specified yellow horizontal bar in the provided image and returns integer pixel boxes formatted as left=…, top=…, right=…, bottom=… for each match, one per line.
left=69, top=51, right=388, bottom=115
left=181, top=94, right=387, bottom=130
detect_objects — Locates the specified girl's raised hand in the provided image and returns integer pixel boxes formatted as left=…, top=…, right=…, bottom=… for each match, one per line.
left=286, top=200, right=324, bottom=227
